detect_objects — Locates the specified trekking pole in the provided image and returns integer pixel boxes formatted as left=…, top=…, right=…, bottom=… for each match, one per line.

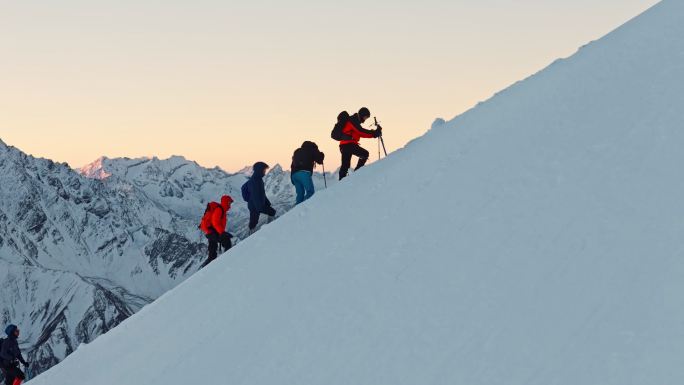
left=322, top=162, right=328, bottom=188
left=377, top=136, right=381, bottom=160
left=374, top=117, right=388, bottom=157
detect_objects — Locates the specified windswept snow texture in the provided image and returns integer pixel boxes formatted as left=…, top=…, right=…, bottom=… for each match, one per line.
left=33, top=1, right=684, bottom=384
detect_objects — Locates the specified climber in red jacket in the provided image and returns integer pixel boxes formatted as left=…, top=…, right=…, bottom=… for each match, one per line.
left=199, top=195, right=233, bottom=268
left=337, top=107, right=381, bottom=180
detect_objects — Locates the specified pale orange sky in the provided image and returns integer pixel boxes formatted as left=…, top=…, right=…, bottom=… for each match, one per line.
left=1, top=0, right=659, bottom=172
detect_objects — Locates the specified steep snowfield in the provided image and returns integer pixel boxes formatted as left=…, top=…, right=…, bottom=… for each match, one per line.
left=32, top=1, right=684, bottom=384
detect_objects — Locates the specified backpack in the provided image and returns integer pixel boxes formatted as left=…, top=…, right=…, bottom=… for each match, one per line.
left=292, top=148, right=306, bottom=170
left=198, top=202, right=223, bottom=233
left=241, top=181, right=251, bottom=202
left=330, top=111, right=353, bottom=141
left=292, top=141, right=319, bottom=170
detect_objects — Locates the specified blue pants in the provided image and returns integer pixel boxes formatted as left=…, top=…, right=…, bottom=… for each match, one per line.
left=291, top=170, right=315, bottom=205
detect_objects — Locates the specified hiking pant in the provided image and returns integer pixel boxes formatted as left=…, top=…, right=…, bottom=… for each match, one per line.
left=339, top=143, right=369, bottom=180
left=249, top=206, right=276, bottom=230
left=202, top=230, right=232, bottom=267
left=3, top=364, right=25, bottom=385
left=291, top=171, right=315, bottom=205
left=1, top=365, right=8, bottom=385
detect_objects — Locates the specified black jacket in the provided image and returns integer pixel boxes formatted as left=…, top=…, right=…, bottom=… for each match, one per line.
left=348, top=114, right=377, bottom=136
left=0, top=336, right=26, bottom=366
left=291, top=141, right=324, bottom=173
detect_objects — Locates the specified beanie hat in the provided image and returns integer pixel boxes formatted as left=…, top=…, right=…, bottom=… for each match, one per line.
left=5, top=324, right=17, bottom=336
left=252, top=162, right=269, bottom=177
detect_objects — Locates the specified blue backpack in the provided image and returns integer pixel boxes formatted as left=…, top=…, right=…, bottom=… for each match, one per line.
left=241, top=181, right=251, bottom=202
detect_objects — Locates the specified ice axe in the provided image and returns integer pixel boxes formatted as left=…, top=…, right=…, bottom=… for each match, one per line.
left=374, top=117, right=388, bottom=158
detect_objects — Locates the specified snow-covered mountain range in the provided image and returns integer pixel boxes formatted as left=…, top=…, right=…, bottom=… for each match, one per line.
left=78, top=155, right=334, bottom=240
left=0, top=140, right=334, bottom=378
left=28, top=1, right=684, bottom=384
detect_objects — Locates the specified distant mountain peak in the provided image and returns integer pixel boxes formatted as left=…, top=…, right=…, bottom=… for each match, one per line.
left=79, top=156, right=112, bottom=179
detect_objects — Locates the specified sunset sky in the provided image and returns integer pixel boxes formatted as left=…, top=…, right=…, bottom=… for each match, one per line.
left=1, top=0, right=658, bottom=172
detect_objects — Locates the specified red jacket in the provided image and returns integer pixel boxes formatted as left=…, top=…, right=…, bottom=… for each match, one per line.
left=200, top=195, right=233, bottom=235
left=340, top=119, right=375, bottom=145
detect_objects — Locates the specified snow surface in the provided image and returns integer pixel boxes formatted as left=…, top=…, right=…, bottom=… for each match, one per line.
left=32, top=1, right=684, bottom=384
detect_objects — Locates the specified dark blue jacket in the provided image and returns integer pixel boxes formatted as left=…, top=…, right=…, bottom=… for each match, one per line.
left=247, top=162, right=272, bottom=213
left=0, top=335, right=26, bottom=366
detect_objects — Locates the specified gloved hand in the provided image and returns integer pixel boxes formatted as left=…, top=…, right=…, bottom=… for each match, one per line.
left=24, top=362, right=30, bottom=369
left=374, top=128, right=382, bottom=138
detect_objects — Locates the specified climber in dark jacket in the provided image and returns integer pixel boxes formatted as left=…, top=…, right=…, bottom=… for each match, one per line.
left=290, top=141, right=324, bottom=205
left=1, top=325, right=28, bottom=385
left=243, top=162, right=276, bottom=232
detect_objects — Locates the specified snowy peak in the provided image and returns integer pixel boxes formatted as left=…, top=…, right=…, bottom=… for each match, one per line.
left=79, top=156, right=111, bottom=179
left=268, top=163, right=284, bottom=175
left=0, top=140, right=205, bottom=289
left=235, top=165, right=253, bottom=175
left=79, top=155, right=233, bottom=184
left=234, top=163, right=284, bottom=177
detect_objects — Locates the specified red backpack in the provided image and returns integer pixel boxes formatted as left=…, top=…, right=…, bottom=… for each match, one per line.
left=198, top=202, right=223, bottom=234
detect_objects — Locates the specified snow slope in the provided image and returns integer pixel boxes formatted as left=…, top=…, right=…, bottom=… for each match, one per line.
left=32, top=1, right=684, bottom=384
